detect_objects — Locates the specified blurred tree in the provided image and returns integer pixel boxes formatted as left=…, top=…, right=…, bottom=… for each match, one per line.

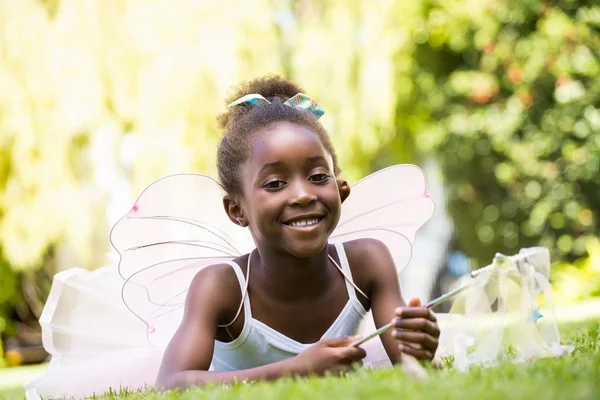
left=0, top=0, right=402, bottom=273
left=0, top=249, right=18, bottom=347
left=0, top=1, right=598, bottom=359
left=553, top=236, right=600, bottom=303
left=377, top=0, right=600, bottom=271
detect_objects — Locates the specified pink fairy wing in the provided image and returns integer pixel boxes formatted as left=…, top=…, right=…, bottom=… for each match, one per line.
left=109, top=166, right=432, bottom=345
left=109, top=173, right=255, bottom=346
left=331, top=165, right=435, bottom=272
left=111, top=173, right=253, bottom=278
left=30, top=166, right=433, bottom=398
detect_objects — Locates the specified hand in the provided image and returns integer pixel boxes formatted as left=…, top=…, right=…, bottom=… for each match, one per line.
left=391, top=298, right=440, bottom=361
left=289, top=336, right=366, bottom=376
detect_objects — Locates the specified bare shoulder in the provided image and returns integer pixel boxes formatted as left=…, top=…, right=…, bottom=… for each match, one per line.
left=343, top=238, right=393, bottom=266
left=185, top=261, right=244, bottom=324
left=188, top=262, right=243, bottom=295
left=341, top=238, right=396, bottom=297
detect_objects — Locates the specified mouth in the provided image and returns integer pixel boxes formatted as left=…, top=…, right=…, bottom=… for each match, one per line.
left=282, top=215, right=326, bottom=229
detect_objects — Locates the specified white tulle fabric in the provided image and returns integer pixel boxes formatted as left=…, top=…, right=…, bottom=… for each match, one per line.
left=358, top=247, right=573, bottom=371
left=24, top=165, right=570, bottom=399
left=437, top=247, right=573, bottom=371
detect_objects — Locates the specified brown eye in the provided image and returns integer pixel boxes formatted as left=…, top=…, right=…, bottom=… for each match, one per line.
left=309, top=173, right=330, bottom=183
left=264, top=180, right=286, bottom=189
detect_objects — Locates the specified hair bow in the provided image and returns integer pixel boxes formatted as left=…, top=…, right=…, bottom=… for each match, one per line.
left=227, top=93, right=324, bottom=119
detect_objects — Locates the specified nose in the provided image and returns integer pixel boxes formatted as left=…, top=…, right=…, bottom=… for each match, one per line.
left=289, top=180, right=317, bottom=206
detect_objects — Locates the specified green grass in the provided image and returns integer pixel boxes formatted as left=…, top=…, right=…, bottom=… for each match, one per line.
left=1, top=320, right=599, bottom=400
left=0, top=363, right=47, bottom=400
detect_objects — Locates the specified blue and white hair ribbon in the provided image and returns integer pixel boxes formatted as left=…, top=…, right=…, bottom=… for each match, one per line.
left=284, top=93, right=325, bottom=118
left=227, top=94, right=270, bottom=109
left=228, top=93, right=324, bottom=119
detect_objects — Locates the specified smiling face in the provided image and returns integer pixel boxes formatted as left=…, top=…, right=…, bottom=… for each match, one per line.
left=235, top=122, right=346, bottom=257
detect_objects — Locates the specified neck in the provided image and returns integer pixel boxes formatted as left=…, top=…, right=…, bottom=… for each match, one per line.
left=251, top=245, right=335, bottom=302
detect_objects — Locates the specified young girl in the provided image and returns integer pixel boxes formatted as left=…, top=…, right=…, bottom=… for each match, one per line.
left=155, top=76, right=440, bottom=390
left=27, top=76, right=439, bottom=399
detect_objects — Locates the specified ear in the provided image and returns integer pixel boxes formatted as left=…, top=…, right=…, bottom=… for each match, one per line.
left=223, top=195, right=249, bottom=227
left=337, top=180, right=351, bottom=203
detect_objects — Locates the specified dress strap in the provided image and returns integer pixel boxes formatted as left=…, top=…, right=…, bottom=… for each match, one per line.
left=218, top=254, right=252, bottom=328
left=329, top=242, right=369, bottom=301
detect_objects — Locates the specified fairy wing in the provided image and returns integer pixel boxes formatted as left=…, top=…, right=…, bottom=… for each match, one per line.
left=29, top=174, right=252, bottom=398
left=331, top=164, right=435, bottom=272
left=110, top=173, right=255, bottom=346
left=110, top=165, right=433, bottom=345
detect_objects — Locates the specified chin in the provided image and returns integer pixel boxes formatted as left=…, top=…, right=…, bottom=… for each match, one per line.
left=285, top=238, right=329, bottom=258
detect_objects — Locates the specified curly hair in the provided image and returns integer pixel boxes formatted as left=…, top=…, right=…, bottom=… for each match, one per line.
left=216, top=75, right=340, bottom=196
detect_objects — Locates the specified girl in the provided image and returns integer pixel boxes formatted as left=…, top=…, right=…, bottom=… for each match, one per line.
left=156, top=76, right=440, bottom=389
left=26, top=75, right=439, bottom=399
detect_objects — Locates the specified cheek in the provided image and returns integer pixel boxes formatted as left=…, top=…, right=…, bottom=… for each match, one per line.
left=323, top=185, right=342, bottom=213
left=248, top=191, right=280, bottom=218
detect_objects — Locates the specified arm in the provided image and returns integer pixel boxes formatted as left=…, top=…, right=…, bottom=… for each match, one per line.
left=156, top=265, right=365, bottom=391
left=347, top=239, right=439, bottom=364
left=156, top=265, right=296, bottom=390
left=350, top=239, right=404, bottom=364
left=161, top=358, right=298, bottom=390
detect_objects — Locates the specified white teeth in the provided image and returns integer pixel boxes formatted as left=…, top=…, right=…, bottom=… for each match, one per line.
left=289, top=218, right=320, bottom=227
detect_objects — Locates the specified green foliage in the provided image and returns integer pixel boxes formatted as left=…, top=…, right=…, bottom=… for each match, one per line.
left=381, top=0, right=600, bottom=269
left=554, top=237, right=600, bottom=303
left=0, top=249, right=18, bottom=338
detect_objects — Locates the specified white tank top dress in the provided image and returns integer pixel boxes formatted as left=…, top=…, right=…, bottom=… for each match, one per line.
left=210, top=242, right=368, bottom=371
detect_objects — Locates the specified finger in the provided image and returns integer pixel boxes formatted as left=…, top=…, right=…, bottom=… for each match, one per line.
left=341, top=345, right=367, bottom=361
left=403, top=342, right=423, bottom=350
left=325, top=336, right=361, bottom=347
left=408, top=298, right=422, bottom=307
left=394, top=307, right=437, bottom=322
left=392, top=330, right=439, bottom=351
left=398, top=343, right=433, bottom=361
left=393, top=318, right=440, bottom=337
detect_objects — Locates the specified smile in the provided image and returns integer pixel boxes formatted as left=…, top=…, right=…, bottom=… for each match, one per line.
left=282, top=215, right=325, bottom=229
left=286, top=217, right=321, bottom=227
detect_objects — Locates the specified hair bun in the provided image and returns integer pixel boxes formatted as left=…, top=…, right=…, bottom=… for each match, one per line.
left=229, top=75, right=304, bottom=102
left=218, top=75, right=305, bottom=130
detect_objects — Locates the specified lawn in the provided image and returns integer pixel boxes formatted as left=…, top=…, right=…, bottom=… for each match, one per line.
left=0, top=363, right=47, bottom=400
left=1, top=320, right=598, bottom=400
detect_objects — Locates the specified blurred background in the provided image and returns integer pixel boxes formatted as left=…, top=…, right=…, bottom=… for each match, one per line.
left=0, top=0, right=599, bottom=373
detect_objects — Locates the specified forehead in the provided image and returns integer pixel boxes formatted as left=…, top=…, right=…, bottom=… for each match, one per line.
left=249, top=122, right=332, bottom=168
